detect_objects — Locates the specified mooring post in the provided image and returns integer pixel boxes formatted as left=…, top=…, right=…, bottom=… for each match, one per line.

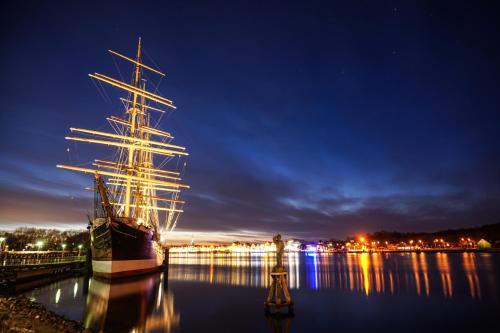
left=163, top=248, right=170, bottom=292
left=85, top=246, right=92, bottom=276
left=163, top=247, right=170, bottom=272
left=83, top=274, right=90, bottom=295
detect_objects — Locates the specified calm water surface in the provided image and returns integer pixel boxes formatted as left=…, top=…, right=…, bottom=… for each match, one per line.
left=25, top=252, right=500, bottom=332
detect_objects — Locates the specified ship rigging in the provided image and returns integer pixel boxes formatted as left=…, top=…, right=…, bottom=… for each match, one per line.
left=57, top=38, right=189, bottom=278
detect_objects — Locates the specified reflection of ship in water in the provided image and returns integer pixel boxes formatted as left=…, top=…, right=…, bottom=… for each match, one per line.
left=83, top=273, right=180, bottom=332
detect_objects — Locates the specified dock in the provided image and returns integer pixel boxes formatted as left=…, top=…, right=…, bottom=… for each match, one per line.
left=0, top=251, right=87, bottom=289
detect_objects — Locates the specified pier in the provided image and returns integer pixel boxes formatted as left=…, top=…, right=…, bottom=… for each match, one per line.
left=0, top=251, right=86, bottom=288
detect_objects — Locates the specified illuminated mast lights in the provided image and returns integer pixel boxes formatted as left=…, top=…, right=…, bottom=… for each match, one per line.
left=57, top=38, right=189, bottom=232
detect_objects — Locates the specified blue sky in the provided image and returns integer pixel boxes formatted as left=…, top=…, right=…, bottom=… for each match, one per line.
left=1, top=1, right=499, bottom=241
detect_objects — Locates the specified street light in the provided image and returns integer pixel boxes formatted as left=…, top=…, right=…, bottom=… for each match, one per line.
left=78, top=244, right=83, bottom=257
left=36, top=241, right=44, bottom=251
left=61, top=243, right=67, bottom=259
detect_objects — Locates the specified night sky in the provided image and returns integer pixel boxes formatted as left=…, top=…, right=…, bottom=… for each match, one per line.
left=1, top=1, right=499, bottom=242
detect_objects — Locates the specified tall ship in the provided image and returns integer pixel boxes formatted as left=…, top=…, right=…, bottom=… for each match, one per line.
left=57, top=38, right=189, bottom=278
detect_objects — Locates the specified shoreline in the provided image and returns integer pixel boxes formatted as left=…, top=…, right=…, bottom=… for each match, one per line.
left=169, top=248, right=500, bottom=254
left=0, top=295, right=85, bottom=333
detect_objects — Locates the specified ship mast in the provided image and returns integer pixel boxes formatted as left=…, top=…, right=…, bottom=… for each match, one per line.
left=57, top=38, right=189, bottom=232
left=124, top=37, right=142, bottom=218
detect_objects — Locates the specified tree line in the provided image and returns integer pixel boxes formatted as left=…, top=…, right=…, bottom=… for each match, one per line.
left=0, top=228, right=89, bottom=251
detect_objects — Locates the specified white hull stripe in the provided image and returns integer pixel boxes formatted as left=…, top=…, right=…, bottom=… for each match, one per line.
left=93, top=258, right=163, bottom=274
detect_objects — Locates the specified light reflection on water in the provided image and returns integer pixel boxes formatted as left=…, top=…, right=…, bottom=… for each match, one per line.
left=24, top=253, right=500, bottom=333
left=168, top=252, right=497, bottom=299
left=168, top=252, right=302, bottom=289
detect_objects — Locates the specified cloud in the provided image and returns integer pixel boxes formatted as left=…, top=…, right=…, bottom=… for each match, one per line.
left=1, top=120, right=499, bottom=241
left=2, top=1, right=500, bottom=241
left=0, top=185, right=90, bottom=230
left=179, top=153, right=500, bottom=240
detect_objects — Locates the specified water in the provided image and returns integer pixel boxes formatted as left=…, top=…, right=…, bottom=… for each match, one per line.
left=25, top=252, right=500, bottom=332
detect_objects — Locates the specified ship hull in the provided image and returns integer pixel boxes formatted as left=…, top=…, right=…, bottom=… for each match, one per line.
left=90, top=218, right=164, bottom=279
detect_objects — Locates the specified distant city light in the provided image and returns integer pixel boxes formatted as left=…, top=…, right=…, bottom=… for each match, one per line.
left=305, top=245, right=318, bottom=252
left=167, top=236, right=479, bottom=254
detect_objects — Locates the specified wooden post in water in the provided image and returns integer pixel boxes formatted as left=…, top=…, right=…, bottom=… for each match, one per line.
left=162, top=247, right=170, bottom=273
left=163, top=248, right=170, bottom=292
left=85, top=246, right=93, bottom=275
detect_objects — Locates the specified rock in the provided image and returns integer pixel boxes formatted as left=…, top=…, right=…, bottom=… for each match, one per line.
left=0, top=296, right=84, bottom=333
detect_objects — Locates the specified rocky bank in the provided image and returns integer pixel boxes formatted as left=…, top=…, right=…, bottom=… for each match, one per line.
left=0, top=296, right=85, bottom=333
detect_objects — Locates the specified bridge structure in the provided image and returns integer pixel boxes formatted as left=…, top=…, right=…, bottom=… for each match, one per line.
left=0, top=251, right=87, bottom=287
